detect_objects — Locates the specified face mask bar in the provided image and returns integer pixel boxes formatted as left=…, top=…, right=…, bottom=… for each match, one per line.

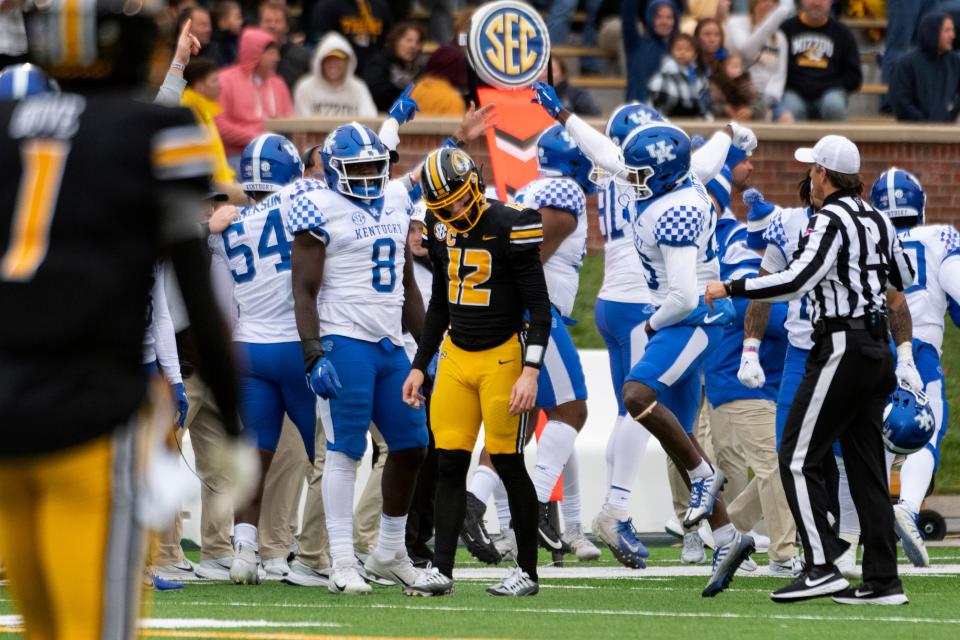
left=612, top=165, right=655, bottom=201
left=331, top=155, right=390, bottom=200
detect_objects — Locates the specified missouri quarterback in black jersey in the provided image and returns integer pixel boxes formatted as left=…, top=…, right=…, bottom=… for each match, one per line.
left=403, top=147, right=550, bottom=596
left=0, top=2, right=244, bottom=637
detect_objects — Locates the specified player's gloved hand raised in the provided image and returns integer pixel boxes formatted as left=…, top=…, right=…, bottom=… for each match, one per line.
left=388, top=84, right=418, bottom=125
left=737, top=339, right=765, bottom=389
left=531, top=81, right=565, bottom=119
left=727, top=121, right=757, bottom=155
left=895, top=343, right=923, bottom=393
left=172, top=382, right=189, bottom=428
left=307, top=357, right=342, bottom=399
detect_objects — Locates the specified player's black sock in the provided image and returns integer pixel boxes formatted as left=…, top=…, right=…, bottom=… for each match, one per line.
left=433, top=448, right=471, bottom=578
left=490, top=452, right=539, bottom=582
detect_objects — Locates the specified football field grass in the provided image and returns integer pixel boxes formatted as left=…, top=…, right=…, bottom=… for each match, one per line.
left=4, top=545, right=960, bottom=639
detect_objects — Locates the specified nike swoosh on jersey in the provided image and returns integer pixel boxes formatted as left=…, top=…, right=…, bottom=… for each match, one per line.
left=539, top=529, right=563, bottom=550
left=704, top=313, right=724, bottom=324
left=482, top=235, right=497, bottom=241
left=804, top=573, right=836, bottom=587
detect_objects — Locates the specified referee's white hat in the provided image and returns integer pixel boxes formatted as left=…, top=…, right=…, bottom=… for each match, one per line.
left=794, top=135, right=860, bottom=174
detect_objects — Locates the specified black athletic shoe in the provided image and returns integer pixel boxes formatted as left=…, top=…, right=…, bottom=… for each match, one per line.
left=408, top=543, right=434, bottom=569
left=461, top=492, right=502, bottom=564
left=832, top=582, right=909, bottom=606
left=537, top=501, right=571, bottom=554
left=770, top=564, right=849, bottom=602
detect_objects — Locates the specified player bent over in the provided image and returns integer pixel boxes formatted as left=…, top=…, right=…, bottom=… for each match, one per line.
left=289, top=122, right=451, bottom=596
left=403, top=148, right=552, bottom=596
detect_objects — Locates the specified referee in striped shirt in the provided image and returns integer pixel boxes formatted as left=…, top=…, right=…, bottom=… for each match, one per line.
left=705, top=135, right=915, bottom=606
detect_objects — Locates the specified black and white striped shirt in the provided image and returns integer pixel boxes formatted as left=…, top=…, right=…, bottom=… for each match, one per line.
left=729, top=190, right=915, bottom=322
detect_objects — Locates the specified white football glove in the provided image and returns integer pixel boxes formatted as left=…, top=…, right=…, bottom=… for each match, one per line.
left=895, top=342, right=924, bottom=392
left=728, top=121, right=758, bottom=155
left=737, top=338, right=766, bottom=389
left=208, top=436, right=261, bottom=515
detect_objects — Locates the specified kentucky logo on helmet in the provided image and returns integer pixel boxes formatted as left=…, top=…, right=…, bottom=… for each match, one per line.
left=467, top=1, right=550, bottom=89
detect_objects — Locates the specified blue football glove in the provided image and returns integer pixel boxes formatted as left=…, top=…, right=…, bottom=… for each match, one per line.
left=388, top=84, right=419, bottom=125
left=307, top=357, right=342, bottom=399
left=172, top=382, right=188, bottom=428
left=531, top=81, right=564, bottom=119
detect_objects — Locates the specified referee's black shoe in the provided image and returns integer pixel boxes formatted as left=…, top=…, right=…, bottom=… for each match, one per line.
left=832, top=582, right=908, bottom=606
left=770, top=564, right=848, bottom=602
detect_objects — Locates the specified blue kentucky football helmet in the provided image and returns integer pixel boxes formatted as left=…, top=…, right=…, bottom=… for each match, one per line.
left=883, top=383, right=936, bottom=455
left=618, top=123, right=691, bottom=201
left=321, top=122, right=390, bottom=200
left=0, top=63, right=59, bottom=100
left=537, top=124, right=597, bottom=195
left=870, top=167, right=926, bottom=229
left=605, top=102, right=665, bottom=146
left=240, top=133, right=304, bottom=196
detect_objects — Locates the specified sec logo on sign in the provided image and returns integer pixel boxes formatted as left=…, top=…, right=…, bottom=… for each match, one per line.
left=467, top=1, right=550, bottom=90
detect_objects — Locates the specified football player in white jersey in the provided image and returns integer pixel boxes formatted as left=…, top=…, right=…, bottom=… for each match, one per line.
left=207, top=134, right=318, bottom=585
left=287, top=121, right=451, bottom=596
left=870, top=168, right=960, bottom=567
left=534, top=82, right=754, bottom=596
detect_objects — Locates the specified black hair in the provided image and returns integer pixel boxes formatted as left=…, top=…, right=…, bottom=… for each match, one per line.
left=184, top=57, right=219, bottom=86
left=824, top=168, right=864, bottom=195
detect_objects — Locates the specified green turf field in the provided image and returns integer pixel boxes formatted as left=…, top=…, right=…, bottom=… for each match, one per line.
left=4, top=546, right=959, bottom=639
left=570, top=254, right=960, bottom=492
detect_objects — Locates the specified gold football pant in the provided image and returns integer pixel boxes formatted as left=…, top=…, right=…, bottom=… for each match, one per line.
left=0, top=421, right=146, bottom=640
left=430, top=335, right=528, bottom=454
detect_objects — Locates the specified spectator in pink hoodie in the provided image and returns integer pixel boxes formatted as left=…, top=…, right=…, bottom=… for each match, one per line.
left=215, top=27, right=293, bottom=161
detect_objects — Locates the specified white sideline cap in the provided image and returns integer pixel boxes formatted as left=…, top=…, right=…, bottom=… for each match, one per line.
left=794, top=135, right=861, bottom=174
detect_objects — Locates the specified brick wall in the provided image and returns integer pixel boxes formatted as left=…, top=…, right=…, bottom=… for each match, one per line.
left=283, top=121, right=960, bottom=255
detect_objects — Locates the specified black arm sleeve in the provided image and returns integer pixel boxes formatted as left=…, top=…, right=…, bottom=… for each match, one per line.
left=168, top=236, right=240, bottom=436
left=510, top=233, right=551, bottom=368
left=411, top=243, right=450, bottom=371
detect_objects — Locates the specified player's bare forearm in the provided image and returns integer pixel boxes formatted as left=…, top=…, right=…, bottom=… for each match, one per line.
left=291, top=233, right=325, bottom=342
left=743, top=267, right=771, bottom=340
left=887, top=289, right=913, bottom=345
left=401, top=243, right=424, bottom=342
left=539, top=206, right=577, bottom=264
left=168, top=236, right=240, bottom=436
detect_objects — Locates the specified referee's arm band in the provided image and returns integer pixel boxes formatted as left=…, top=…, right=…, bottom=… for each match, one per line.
left=523, top=344, right=545, bottom=369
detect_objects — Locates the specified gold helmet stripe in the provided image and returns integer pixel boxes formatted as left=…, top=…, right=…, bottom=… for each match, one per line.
left=427, top=150, right=445, bottom=194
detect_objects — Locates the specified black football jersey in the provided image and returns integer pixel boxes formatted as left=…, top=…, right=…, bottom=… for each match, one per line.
left=412, top=199, right=551, bottom=369
left=0, top=92, right=213, bottom=455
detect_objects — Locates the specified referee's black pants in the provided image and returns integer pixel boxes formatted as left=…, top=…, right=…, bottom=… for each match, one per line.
left=778, top=327, right=901, bottom=589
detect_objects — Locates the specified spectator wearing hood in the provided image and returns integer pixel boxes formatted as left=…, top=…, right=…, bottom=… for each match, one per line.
left=364, top=21, right=425, bottom=113
left=215, top=27, right=293, bottom=159
left=293, top=32, right=377, bottom=118
left=622, top=0, right=681, bottom=102
left=891, top=13, right=960, bottom=121
left=409, top=43, right=467, bottom=116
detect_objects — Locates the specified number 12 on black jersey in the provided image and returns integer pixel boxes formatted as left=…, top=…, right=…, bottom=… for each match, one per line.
left=447, top=247, right=491, bottom=306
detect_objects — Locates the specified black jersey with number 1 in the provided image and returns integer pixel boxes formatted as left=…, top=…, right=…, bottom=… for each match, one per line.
left=411, top=199, right=551, bottom=371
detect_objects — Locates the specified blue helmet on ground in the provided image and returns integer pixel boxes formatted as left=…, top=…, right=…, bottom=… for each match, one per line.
left=605, top=102, right=665, bottom=146
left=321, top=122, right=390, bottom=200
left=870, top=167, right=926, bottom=228
left=240, top=133, right=304, bottom=196
left=0, top=63, right=58, bottom=100
left=618, top=123, right=691, bottom=201
left=883, top=383, right=936, bottom=455
left=537, top=124, right=597, bottom=195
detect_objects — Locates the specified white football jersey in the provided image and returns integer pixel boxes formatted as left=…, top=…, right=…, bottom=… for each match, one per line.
left=209, top=182, right=320, bottom=343
left=285, top=179, right=413, bottom=346
left=631, top=176, right=719, bottom=308
left=516, top=176, right=587, bottom=317
left=597, top=180, right=652, bottom=304
left=896, top=224, right=960, bottom=353
left=761, top=206, right=815, bottom=350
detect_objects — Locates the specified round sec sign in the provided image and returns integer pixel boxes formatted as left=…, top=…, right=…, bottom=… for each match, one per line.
left=468, top=0, right=551, bottom=90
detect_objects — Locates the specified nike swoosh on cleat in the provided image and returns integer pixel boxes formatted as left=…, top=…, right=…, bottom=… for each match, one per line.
left=618, top=534, right=641, bottom=554
left=539, top=529, right=563, bottom=550
left=805, top=574, right=835, bottom=587
left=333, top=581, right=347, bottom=592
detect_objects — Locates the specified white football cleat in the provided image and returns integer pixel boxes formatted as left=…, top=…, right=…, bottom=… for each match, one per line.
left=486, top=566, right=539, bottom=596
left=229, top=543, right=261, bottom=585
left=194, top=556, right=232, bottom=580
left=562, top=524, right=602, bottom=561
left=893, top=502, right=929, bottom=567
left=683, top=466, right=725, bottom=528
left=835, top=533, right=862, bottom=580
left=681, top=531, right=706, bottom=564
left=262, top=556, right=291, bottom=580
left=768, top=556, right=804, bottom=577
left=327, top=560, right=373, bottom=595
left=282, top=559, right=330, bottom=587
left=493, top=528, right=518, bottom=561
left=153, top=558, right=196, bottom=582
left=364, top=551, right=453, bottom=596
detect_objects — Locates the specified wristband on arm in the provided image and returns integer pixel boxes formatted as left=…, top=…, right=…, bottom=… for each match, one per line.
left=301, top=338, right=325, bottom=373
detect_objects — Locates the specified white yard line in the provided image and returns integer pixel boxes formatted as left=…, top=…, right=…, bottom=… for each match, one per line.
left=0, top=616, right=343, bottom=630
